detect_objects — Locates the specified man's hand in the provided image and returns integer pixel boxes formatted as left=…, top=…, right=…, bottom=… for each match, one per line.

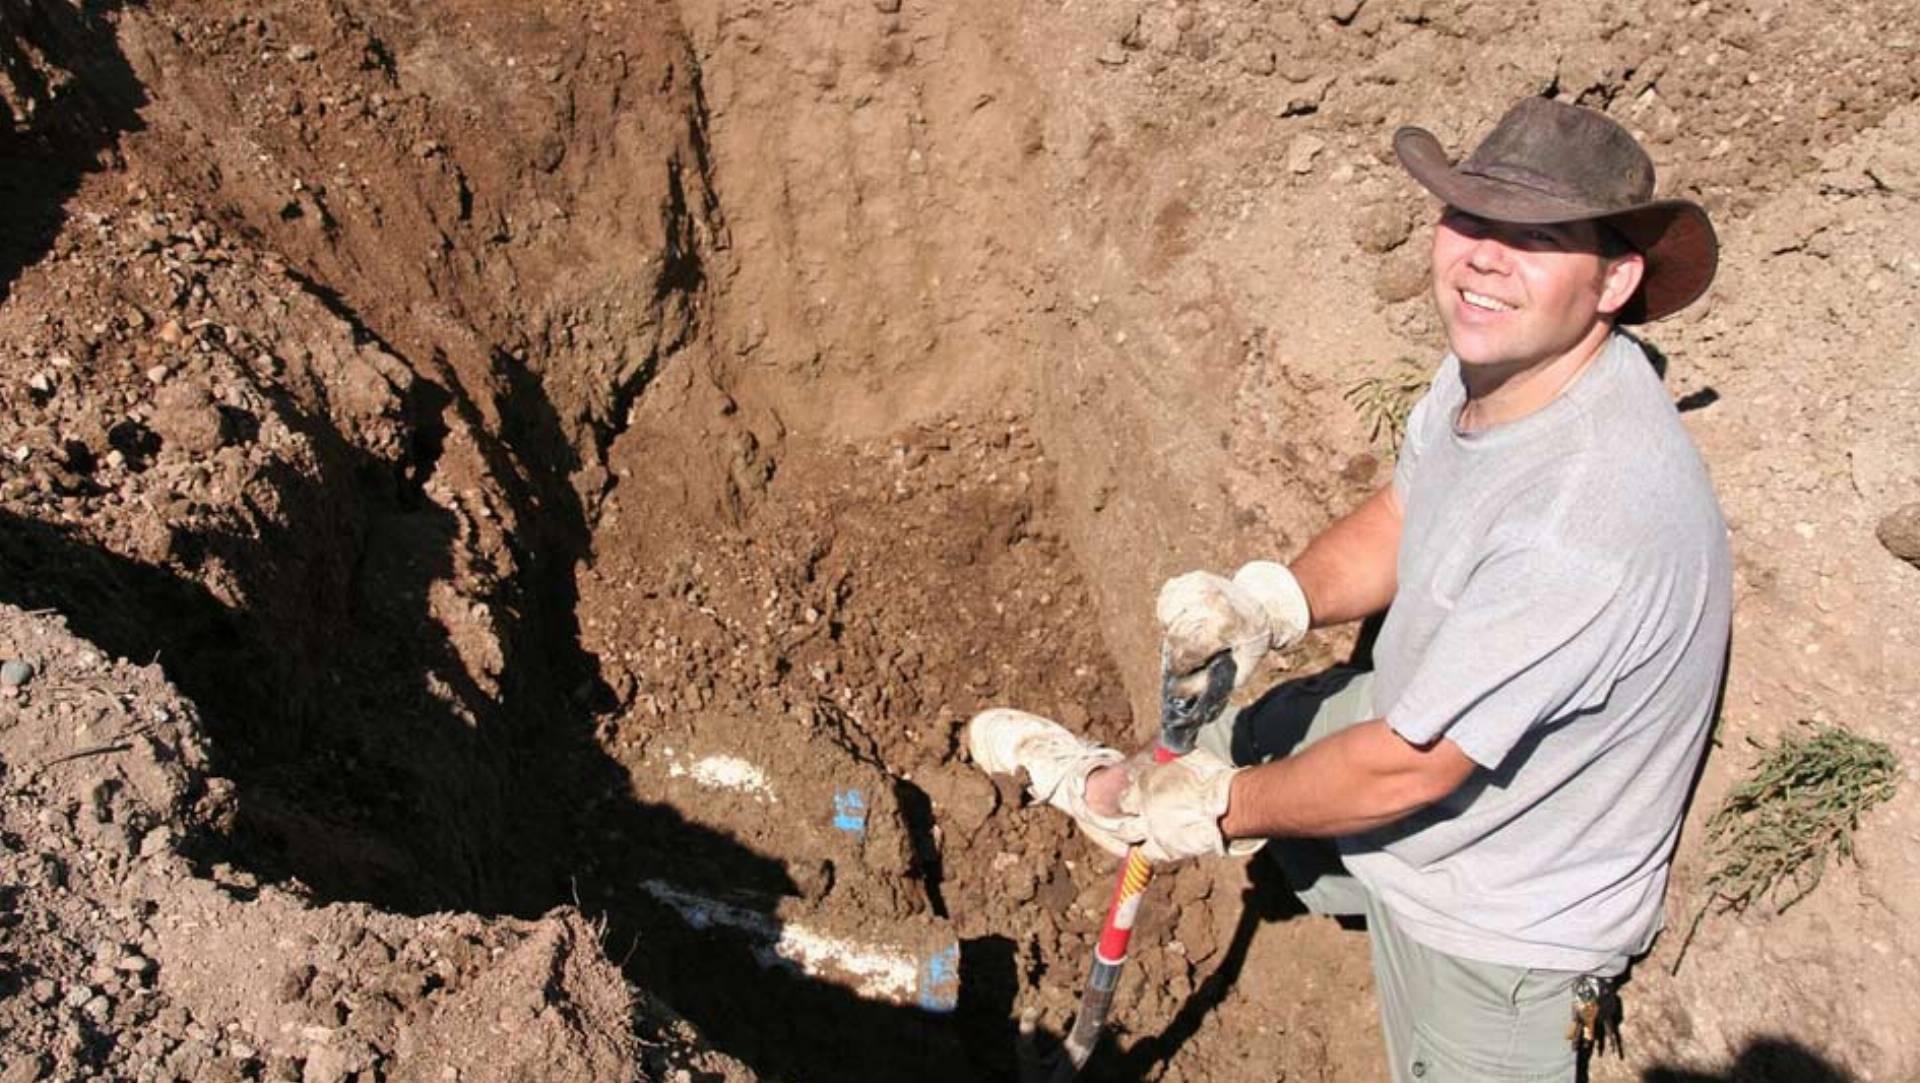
left=967, top=708, right=1146, bottom=858
left=1156, top=561, right=1311, bottom=686
left=1091, top=749, right=1266, bottom=864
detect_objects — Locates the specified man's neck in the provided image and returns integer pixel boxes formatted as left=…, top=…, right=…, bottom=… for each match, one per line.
left=1456, top=323, right=1614, bottom=433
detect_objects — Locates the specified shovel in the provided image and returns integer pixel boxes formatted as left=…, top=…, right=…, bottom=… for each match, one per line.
left=1023, top=650, right=1238, bottom=1082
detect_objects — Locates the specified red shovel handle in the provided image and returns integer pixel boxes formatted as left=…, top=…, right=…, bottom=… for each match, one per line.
left=1055, top=650, right=1236, bottom=1076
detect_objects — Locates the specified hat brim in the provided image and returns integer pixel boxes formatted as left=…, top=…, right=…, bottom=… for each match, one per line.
left=1394, top=125, right=1718, bottom=323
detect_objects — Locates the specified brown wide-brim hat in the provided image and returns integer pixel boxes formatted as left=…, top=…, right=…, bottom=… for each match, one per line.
left=1394, top=97, right=1717, bottom=323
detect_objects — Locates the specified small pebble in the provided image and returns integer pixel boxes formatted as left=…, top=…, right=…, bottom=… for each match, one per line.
left=288, top=44, right=317, bottom=61
left=0, top=659, right=33, bottom=688
left=1288, top=133, right=1327, bottom=174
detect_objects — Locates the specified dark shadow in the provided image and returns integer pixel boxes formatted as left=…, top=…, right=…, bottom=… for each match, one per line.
left=1346, top=611, right=1385, bottom=670
left=1641, top=1036, right=1855, bottom=1083
left=1625, top=330, right=1672, bottom=381
left=896, top=778, right=950, bottom=918
left=0, top=315, right=1010, bottom=1082
left=0, top=0, right=146, bottom=305
left=1676, top=388, right=1720, bottom=413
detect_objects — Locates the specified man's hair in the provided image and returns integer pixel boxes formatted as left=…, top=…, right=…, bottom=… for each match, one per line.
left=1597, top=222, right=1636, bottom=260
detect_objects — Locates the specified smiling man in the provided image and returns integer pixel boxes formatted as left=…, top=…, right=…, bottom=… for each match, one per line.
left=970, top=98, right=1732, bottom=1082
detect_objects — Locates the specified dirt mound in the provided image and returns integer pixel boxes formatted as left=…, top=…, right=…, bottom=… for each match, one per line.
left=3, top=0, right=1918, bottom=1080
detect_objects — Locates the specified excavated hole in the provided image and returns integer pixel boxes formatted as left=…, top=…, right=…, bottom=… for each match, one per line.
left=0, top=6, right=1321, bottom=1079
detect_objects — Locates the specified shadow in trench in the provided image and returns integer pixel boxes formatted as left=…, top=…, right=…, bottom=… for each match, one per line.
left=0, top=328, right=1028, bottom=1083
left=1640, top=1037, right=1856, bottom=1083
left=1, top=0, right=145, bottom=306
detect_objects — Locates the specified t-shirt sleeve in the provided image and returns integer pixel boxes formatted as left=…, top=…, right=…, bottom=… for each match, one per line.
left=1383, top=545, right=1628, bottom=769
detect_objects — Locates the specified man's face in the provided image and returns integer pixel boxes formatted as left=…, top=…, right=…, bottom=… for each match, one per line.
left=1429, top=208, right=1639, bottom=370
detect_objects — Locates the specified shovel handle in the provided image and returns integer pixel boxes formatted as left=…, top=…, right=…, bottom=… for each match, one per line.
left=1056, top=651, right=1236, bottom=1077
left=1057, top=746, right=1177, bottom=1074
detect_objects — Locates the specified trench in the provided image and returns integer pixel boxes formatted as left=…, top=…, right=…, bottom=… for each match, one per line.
left=3, top=3, right=1224, bottom=1080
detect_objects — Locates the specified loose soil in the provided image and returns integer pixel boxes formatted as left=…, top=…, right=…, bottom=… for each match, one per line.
left=2, top=1, right=1917, bottom=1082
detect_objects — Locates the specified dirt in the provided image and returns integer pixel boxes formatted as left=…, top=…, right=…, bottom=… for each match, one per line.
left=2, top=0, right=1917, bottom=1081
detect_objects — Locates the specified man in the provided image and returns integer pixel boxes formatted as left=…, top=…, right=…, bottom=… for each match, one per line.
left=970, top=97, right=1731, bottom=1082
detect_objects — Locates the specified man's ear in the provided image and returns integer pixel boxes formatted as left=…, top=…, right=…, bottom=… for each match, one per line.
left=1596, top=252, right=1647, bottom=317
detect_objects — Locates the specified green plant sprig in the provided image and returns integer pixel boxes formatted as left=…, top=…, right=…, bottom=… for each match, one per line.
left=1343, top=358, right=1429, bottom=453
left=1670, top=723, right=1901, bottom=973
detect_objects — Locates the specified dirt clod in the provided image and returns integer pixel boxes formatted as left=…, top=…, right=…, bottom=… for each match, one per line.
left=1876, top=502, right=1920, bottom=567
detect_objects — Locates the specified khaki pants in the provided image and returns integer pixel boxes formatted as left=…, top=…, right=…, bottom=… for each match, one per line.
left=1195, top=669, right=1582, bottom=1083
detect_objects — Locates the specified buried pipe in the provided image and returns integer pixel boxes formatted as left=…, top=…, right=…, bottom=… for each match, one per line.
left=639, top=879, right=961, bottom=1013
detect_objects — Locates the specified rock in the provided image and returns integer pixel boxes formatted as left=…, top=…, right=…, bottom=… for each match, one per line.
left=1287, top=133, right=1326, bottom=174
left=288, top=44, right=317, bottom=61
left=1236, top=43, right=1277, bottom=75
left=1373, top=246, right=1430, bottom=303
left=29, top=978, right=58, bottom=1006
left=139, top=825, right=174, bottom=858
left=914, top=763, right=999, bottom=836
left=0, top=659, right=33, bottom=688
left=156, top=318, right=185, bottom=345
left=150, top=381, right=226, bottom=454
left=301, top=1038, right=374, bottom=1083
left=1175, top=897, right=1218, bottom=962
left=0, top=1053, right=50, bottom=1083
left=1353, top=202, right=1414, bottom=254
left=1877, top=502, right=1920, bottom=567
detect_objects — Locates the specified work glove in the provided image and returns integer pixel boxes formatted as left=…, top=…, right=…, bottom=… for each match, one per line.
left=1156, top=560, right=1311, bottom=689
left=1115, top=748, right=1266, bottom=864
left=967, top=708, right=1141, bottom=858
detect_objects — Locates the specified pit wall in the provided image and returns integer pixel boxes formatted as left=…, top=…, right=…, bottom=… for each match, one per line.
left=4, top=0, right=741, bottom=914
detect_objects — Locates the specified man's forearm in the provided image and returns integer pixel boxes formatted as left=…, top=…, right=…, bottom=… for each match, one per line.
left=1288, top=484, right=1402, bottom=627
left=1217, top=719, right=1472, bottom=839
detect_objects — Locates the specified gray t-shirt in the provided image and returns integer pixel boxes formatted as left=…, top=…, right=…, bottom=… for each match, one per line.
left=1344, top=332, right=1732, bottom=973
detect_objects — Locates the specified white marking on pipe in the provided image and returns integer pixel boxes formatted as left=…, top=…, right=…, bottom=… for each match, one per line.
left=663, top=754, right=776, bottom=801
left=639, top=880, right=919, bottom=1003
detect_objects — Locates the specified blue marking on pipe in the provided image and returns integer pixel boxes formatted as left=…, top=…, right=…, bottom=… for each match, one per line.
left=918, top=943, right=961, bottom=1012
left=832, top=788, right=868, bottom=835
